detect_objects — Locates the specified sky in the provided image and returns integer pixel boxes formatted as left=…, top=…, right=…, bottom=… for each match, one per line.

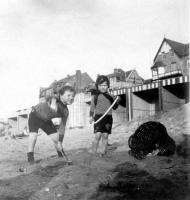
left=0, top=0, right=189, bottom=118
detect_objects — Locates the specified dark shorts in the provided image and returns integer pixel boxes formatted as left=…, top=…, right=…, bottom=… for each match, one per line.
left=28, top=110, right=57, bottom=135
left=94, top=114, right=113, bottom=134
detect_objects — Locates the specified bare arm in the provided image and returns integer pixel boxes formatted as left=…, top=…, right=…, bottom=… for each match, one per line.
left=112, top=96, right=121, bottom=110
left=58, top=117, right=67, bottom=142
left=89, top=95, right=95, bottom=124
left=89, top=95, right=95, bottom=117
left=49, top=97, right=58, bottom=112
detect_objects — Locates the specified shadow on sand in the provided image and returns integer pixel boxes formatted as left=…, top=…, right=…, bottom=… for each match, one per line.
left=90, top=162, right=189, bottom=200
left=0, top=160, right=67, bottom=200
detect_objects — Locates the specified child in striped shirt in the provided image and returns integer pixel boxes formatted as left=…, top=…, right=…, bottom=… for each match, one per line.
left=89, top=75, right=120, bottom=156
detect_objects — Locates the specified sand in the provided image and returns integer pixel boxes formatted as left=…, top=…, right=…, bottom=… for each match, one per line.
left=0, top=103, right=189, bottom=200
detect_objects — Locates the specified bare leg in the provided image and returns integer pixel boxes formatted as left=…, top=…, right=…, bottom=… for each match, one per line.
left=49, top=132, right=60, bottom=152
left=27, top=132, right=38, bottom=163
left=49, top=132, right=71, bottom=163
left=101, top=132, right=108, bottom=155
left=28, top=132, right=38, bottom=152
left=91, top=132, right=101, bottom=154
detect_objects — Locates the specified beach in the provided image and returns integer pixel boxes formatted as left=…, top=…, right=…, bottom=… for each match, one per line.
left=0, top=103, right=189, bottom=200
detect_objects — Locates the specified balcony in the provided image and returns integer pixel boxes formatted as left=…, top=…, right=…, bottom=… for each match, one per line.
left=151, top=61, right=184, bottom=81
left=152, top=69, right=183, bottom=81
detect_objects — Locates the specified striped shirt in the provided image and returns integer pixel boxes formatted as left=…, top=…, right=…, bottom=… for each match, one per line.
left=90, top=93, right=114, bottom=116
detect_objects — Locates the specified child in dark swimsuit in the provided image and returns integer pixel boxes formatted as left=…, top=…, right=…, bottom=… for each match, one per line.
left=89, top=75, right=120, bottom=156
left=27, top=85, right=75, bottom=164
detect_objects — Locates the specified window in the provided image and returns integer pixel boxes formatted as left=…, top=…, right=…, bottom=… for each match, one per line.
left=171, top=62, right=177, bottom=71
left=109, top=77, right=115, bottom=85
left=170, top=49, right=174, bottom=56
left=133, top=77, right=136, bottom=84
left=152, top=70, right=158, bottom=79
left=152, top=70, right=157, bottom=76
left=162, top=54, right=166, bottom=59
left=187, top=59, right=190, bottom=67
left=158, top=66, right=165, bottom=75
left=116, top=77, right=121, bottom=82
left=46, top=89, right=53, bottom=96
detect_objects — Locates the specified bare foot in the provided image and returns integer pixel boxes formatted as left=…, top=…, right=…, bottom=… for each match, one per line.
left=99, top=152, right=107, bottom=157
left=66, top=160, right=72, bottom=165
left=88, top=148, right=97, bottom=154
left=89, top=142, right=98, bottom=154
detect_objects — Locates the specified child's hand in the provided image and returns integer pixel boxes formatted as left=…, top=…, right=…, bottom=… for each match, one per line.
left=52, top=117, right=62, bottom=127
left=58, top=142, right=63, bottom=152
left=116, top=96, right=121, bottom=103
left=89, top=117, right=94, bottom=124
left=50, top=98, right=58, bottom=112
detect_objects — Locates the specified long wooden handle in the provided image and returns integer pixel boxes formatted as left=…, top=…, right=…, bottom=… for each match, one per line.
left=94, top=96, right=119, bottom=124
left=60, top=149, right=69, bottom=162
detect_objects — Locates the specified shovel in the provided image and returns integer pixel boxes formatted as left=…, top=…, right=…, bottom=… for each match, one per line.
left=60, top=149, right=72, bottom=165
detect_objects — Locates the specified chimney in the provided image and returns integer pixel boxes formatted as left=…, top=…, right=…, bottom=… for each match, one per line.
left=114, top=68, right=118, bottom=74
left=76, top=70, right=82, bottom=93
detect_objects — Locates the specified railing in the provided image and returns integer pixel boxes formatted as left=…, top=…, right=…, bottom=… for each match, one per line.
left=153, top=70, right=182, bottom=80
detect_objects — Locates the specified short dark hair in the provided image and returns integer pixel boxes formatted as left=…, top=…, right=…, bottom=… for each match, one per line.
left=58, top=85, right=76, bottom=95
left=95, top=75, right=110, bottom=88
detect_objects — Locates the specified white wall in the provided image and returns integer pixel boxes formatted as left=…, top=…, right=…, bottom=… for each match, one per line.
left=67, top=93, right=90, bottom=128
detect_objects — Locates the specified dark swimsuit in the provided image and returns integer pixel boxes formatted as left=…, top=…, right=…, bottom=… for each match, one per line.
left=28, top=100, right=68, bottom=135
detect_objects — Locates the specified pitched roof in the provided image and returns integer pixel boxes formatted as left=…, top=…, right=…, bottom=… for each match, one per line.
left=107, top=69, right=133, bottom=78
left=107, top=69, right=144, bottom=82
left=154, top=38, right=189, bottom=62
left=55, top=75, right=75, bottom=85
left=41, top=72, right=94, bottom=94
left=125, top=70, right=133, bottom=78
left=165, top=38, right=189, bottom=57
left=53, top=72, right=94, bottom=86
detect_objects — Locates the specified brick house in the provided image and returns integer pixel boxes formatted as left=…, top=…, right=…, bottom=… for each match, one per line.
left=151, top=38, right=189, bottom=81
left=39, top=70, right=94, bottom=102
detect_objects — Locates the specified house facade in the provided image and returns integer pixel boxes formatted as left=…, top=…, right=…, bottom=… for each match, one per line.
left=107, top=68, right=144, bottom=89
left=151, top=38, right=189, bottom=81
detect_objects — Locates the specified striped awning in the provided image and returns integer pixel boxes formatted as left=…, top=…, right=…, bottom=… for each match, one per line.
left=110, top=76, right=189, bottom=95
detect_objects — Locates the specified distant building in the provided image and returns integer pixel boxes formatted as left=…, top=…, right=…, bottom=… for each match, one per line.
left=39, top=70, right=94, bottom=102
left=107, top=68, right=144, bottom=89
left=109, top=38, right=189, bottom=122
left=151, top=38, right=189, bottom=81
left=0, top=120, right=7, bottom=132
left=8, top=108, right=31, bottom=136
